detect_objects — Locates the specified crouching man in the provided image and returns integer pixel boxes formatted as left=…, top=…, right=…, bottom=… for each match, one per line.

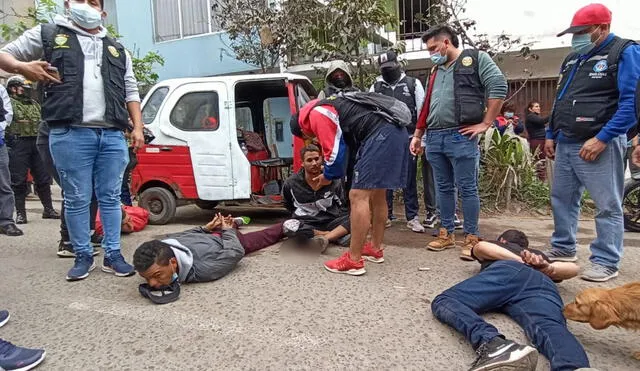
left=133, top=214, right=283, bottom=293
left=430, top=230, right=590, bottom=371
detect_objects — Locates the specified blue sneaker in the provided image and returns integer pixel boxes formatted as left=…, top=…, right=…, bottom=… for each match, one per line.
left=66, top=255, right=96, bottom=282
left=0, top=310, right=9, bottom=328
left=0, top=338, right=46, bottom=371
left=102, top=253, right=135, bottom=277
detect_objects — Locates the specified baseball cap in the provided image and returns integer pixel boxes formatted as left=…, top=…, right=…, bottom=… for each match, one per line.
left=557, top=3, right=612, bottom=37
left=138, top=280, right=181, bottom=305
left=377, top=50, right=399, bottom=68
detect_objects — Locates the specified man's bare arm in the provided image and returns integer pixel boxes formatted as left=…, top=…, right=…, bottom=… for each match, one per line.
left=471, top=241, right=523, bottom=262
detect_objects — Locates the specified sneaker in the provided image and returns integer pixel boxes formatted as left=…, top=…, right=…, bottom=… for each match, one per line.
left=423, top=212, right=439, bottom=228
left=57, top=241, right=100, bottom=258
left=469, top=337, right=538, bottom=371
left=581, top=263, right=619, bottom=282
left=323, top=251, right=366, bottom=276
left=546, top=249, right=578, bottom=262
left=385, top=219, right=392, bottom=228
left=460, top=234, right=479, bottom=262
left=233, top=216, right=251, bottom=226
left=310, top=236, right=329, bottom=254
left=15, top=211, right=27, bottom=225
left=42, top=207, right=60, bottom=220
left=66, top=254, right=96, bottom=282
left=90, top=232, right=103, bottom=248
left=407, top=217, right=426, bottom=233
left=0, top=310, right=8, bottom=328
left=427, top=228, right=456, bottom=251
left=102, top=253, right=136, bottom=277
left=283, top=219, right=301, bottom=234
left=454, top=214, right=463, bottom=230
left=0, top=338, right=46, bottom=371
left=336, top=234, right=351, bottom=247
left=388, top=215, right=398, bottom=221
left=362, top=242, right=384, bottom=263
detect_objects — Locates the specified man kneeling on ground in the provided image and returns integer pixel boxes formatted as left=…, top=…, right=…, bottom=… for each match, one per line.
left=133, top=214, right=283, bottom=296
left=282, top=144, right=351, bottom=253
left=431, top=230, right=590, bottom=371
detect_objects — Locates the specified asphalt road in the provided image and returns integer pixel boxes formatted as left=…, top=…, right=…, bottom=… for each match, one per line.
left=2, top=196, right=640, bottom=371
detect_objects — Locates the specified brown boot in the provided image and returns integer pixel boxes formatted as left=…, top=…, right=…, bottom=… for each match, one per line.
left=427, top=228, right=456, bottom=251
left=460, top=234, right=479, bottom=261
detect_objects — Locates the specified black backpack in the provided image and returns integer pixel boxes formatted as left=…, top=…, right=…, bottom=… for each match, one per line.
left=335, top=91, right=412, bottom=128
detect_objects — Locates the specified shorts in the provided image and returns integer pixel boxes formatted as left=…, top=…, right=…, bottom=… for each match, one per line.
left=352, top=123, right=408, bottom=190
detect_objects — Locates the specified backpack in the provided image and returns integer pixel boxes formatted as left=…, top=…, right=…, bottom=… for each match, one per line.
left=336, top=91, right=412, bottom=128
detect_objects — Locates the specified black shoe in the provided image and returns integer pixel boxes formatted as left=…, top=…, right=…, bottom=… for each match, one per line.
left=42, top=208, right=60, bottom=220
left=423, top=212, right=439, bottom=228
left=15, top=211, right=27, bottom=225
left=57, top=241, right=101, bottom=258
left=469, top=337, right=538, bottom=371
left=0, top=224, right=23, bottom=237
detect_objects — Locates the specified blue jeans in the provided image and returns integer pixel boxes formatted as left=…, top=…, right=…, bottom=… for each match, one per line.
left=49, top=127, right=128, bottom=257
left=386, top=149, right=419, bottom=220
left=551, top=136, right=625, bottom=268
left=432, top=261, right=590, bottom=371
left=426, top=128, right=480, bottom=234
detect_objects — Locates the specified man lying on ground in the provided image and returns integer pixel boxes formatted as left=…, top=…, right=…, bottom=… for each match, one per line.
left=282, top=144, right=351, bottom=253
left=133, top=214, right=283, bottom=303
left=431, top=230, right=591, bottom=371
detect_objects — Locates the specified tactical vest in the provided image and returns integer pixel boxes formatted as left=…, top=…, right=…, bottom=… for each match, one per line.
left=40, top=24, right=129, bottom=130
left=373, top=75, right=417, bottom=134
left=6, top=97, right=40, bottom=137
left=550, top=36, right=635, bottom=140
left=452, top=49, right=485, bottom=125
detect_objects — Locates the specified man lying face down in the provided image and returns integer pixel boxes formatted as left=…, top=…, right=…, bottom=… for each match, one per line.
left=133, top=214, right=284, bottom=303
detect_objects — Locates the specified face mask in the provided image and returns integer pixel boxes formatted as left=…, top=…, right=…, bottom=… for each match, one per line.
left=69, top=2, right=103, bottom=30
left=171, top=272, right=178, bottom=283
left=381, top=67, right=402, bottom=83
left=331, top=77, right=348, bottom=89
left=571, top=32, right=596, bottom=55
left=430, top=52, right=448, bottom=65
left=504, top=112, right=514, bottom=119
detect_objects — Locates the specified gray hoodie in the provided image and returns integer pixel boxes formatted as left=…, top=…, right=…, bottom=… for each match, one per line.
left=0, top=15, right=140, bottom=128
left=161, top=228, right=245, bottom=284
left=317, top=60, right=358, bottom=99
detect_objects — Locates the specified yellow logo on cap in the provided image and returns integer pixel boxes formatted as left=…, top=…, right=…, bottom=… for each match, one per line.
left=53, top=34, right=69, bottom=49
left=461, top=56, right=473, bottom=67
left=108, top=45, right=120, bottom=58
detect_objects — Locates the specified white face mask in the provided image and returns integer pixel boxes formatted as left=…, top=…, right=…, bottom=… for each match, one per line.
left=69, top=2, right=103, bottom=30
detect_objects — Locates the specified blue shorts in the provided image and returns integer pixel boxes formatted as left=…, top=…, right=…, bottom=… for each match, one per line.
left=352, top=124, right=408, bottom=190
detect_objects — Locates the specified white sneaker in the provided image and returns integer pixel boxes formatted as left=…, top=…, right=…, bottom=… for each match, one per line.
left=407, top=218, right=426, bottom=233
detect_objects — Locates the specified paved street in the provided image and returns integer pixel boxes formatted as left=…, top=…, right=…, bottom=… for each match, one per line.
left=2, top=194, right=640, bottom=371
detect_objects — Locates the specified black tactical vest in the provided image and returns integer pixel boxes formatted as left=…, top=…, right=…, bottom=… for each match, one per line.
left=453, top=49, right=485, bottom=125
left=40, top=24, right=129, bottom=130
left=550, top=36, right=635, bottom=140
left=373, top=75, right=417, bottom=134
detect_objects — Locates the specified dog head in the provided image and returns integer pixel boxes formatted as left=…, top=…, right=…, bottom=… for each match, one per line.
left=564, top=288, right=621, bottom=330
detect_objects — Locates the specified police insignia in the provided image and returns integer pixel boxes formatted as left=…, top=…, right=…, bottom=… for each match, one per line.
left=461, top=56, right=473, bottom=66
left=108, top=45, right=120, bottom=58
left=54, top=34, right=69, bottom=49
left=593, top=60, right=608, bottom=73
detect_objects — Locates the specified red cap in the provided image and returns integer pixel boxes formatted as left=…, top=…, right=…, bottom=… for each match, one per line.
left=557, top=3, right=612, bottom=37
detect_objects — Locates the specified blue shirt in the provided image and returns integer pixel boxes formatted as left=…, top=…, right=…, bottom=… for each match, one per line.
left=547, top=34, right=640, bottom=143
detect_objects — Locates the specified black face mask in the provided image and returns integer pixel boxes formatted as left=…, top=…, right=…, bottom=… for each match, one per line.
left=381, top=67, right=402, bottom=83
left=331, top=77, right=348, bottom=89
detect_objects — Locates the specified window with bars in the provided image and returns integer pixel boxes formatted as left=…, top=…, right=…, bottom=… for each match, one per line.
left=152, top=0, right=221, bottom=42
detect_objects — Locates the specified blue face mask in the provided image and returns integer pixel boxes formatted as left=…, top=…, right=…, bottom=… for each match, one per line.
left=171, top=272, right=179, bottom=283
left=504, top=112, right=514, bottom=119
left=69, top=2, right=103, bottom=30
left=571, top=33, right=596, bottom=55
left=430, top=52, right=448, bottom=65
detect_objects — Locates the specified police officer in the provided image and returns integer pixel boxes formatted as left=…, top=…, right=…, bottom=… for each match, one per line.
left=5, top=76, right=59, bottom=224
left=370, top=50, right=427, bottom=233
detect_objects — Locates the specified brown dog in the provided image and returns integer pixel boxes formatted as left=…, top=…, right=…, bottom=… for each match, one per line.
left=564, top=282, right=640, bottom=360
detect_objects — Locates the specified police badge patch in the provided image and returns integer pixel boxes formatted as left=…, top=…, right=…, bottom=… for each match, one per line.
left=461, top=56, right=473, bottom=66
left=593, top=60, right=608, bottom=72
left=108, top=45, right=120, bottom=58
left=53, top=34, right=69, bottom=49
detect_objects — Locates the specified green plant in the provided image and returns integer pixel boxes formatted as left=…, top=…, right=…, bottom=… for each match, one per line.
left=0, top=0, right=57, bottom=41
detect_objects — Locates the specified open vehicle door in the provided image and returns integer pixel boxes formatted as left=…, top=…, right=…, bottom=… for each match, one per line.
left=287, top=79, right=315, bottom=171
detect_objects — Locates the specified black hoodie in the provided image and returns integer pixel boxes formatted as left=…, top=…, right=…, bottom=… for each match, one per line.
left=282, top=169, right=348, bottom=225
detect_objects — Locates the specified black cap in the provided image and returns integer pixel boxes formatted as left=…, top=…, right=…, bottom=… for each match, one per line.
left=290, top=113, right=304, bottom=138
left=138, top=281, right=181, bottom=305
left=377, top=50, right=399, bottom=69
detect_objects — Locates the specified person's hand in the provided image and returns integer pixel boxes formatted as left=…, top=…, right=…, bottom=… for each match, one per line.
left=410, top=136, right=423, bottom=156
left=205, top=214, right=222, bottom=231
left=312, top=174, right=332, bottom=188
left=544, top=139, right=556, bottom=159
left=579, top=137, right=607, bottom=162
left=632, top=145, right=640, bottom=167
left=521, top=250, right=554, bottom=275
left=131, top=127, right=145, bottom=150
left=18, top=61, right=61, bottom=83
left=221, top=214, right=234, bottom=230
left=459, top=122, right=491, bottom=139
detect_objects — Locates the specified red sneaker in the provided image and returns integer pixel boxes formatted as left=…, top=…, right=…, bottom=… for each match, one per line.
left=362, top=242, right=384, bottom=263
left=324, top=252, right=366, bottom=276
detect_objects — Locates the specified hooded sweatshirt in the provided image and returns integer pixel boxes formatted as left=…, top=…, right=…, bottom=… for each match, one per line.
left=0, top=15, right=140, bottom=128
left=318, top=60, right=358, bottom=99
left=161, top=228, right=245, bottom=284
